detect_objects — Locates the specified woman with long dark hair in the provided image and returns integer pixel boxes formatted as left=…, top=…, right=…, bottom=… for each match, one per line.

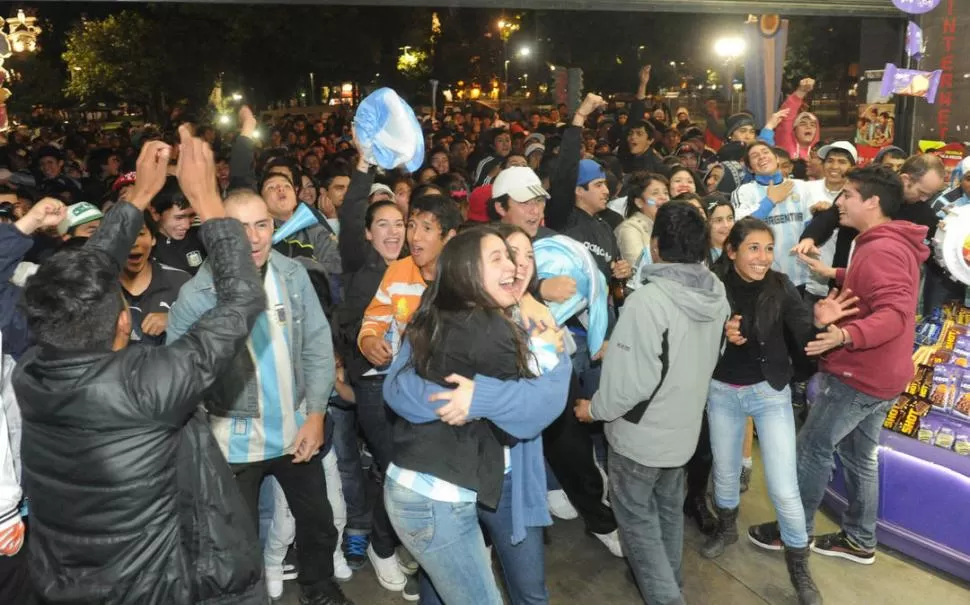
left=382, top=226, right=571, bottom=605
left=702, top=217, right=857, bottom=605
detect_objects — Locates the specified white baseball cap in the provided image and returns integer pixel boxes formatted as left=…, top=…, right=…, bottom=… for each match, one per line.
left=818, top=141, right=858, bottom=164
left=57, top=202, right=103, bottom=236
left=369, top=183, right=395, bottom=199
left=491, top=167, right=549, bottom=203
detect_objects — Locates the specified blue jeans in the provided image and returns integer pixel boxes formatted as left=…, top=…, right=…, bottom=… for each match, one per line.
left=707, top=380, right=808, bottom=548
left=608, top=449, right=684, bottom=605
left=384, top=477, right=502, bottom=605
left=417, top=474, right=549, bottom=605
left=329, top=399, right=370, bottom=533
left=797, top=372, right=892, bottom=550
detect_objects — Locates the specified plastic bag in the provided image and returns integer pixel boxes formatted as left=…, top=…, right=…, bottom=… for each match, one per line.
left=354, top=88, right=424, bottom=173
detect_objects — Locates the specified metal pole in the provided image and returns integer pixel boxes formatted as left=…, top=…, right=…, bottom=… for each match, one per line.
left=503, top=39, right=509, bottom=100
left=309, top=72, right=315, bottom=106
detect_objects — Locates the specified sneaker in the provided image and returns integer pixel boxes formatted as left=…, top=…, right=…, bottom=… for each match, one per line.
left=748, top=521, right=783, bottom=551
left=749, top=521, right=814, bottom=552
left=267, top=578, right=284, bottom=600
left=811, top=532, right=875, bottom=565
left=547, top=489, right=579, bottom=520
left=739, top=466, right=753, bottom=493
left=396, top=545, right=418, bottom=576
left=333, top=549, right=353, bottom=583
left=402, top=574, right=420, bottom=602
left=343, top=534, right=369, bottom=570
left=282, top=545, right=299, bottom=580
left=590, top=529, right=624, bottom=558
left=300, top=583, right=355, bottom=605
left=367, top=544, right=408, bottom=591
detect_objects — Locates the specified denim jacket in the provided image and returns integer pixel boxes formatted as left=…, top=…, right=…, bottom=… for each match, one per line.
left=167, top=250, right=335, bottom=418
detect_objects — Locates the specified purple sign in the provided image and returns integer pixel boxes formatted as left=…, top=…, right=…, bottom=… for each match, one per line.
left=906, top=21, right=924, bottom=60
left=893, top=0, right=941, bottom=14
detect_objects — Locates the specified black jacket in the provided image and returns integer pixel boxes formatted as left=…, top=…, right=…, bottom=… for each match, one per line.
left=389, top=310, right=521, bottom=509
left=546, top=125, right=622, bottom=280
left=333, top=166, right=391, bottom=384
left=714, top=266, right=817, bottom=391
left=14, top=202, right=269, bottom=604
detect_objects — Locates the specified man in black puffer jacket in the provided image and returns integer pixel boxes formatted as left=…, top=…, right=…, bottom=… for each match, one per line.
left=13, top=132, right=269, bottom=604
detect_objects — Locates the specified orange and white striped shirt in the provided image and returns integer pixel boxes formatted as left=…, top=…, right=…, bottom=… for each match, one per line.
left=358, top=256, right=428, bottom=364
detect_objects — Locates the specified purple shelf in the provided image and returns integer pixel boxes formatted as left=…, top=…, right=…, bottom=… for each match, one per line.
left=822, top=421, right=970, bottom=583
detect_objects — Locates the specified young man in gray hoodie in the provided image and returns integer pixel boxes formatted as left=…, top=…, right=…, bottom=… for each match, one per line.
left=576, top=201, right=730, bottom=605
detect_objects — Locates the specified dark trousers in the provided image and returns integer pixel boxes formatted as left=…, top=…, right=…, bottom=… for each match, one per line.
left=542, top=373, right=617, bottom=535
left=354, top=376, right=399, bottom=558
left=233, top=453, right=337, bottom=593
left=0, top=520, right=34, bottom=605
left=685, top=411, right=713, bottom=503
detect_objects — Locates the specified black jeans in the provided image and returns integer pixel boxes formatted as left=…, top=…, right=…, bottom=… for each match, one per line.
left=542, top=371, right=617, bottom=535
left=233, top=453, right=338, bottom=594
left=354, top=375, right=399, bottom=558
left=685, top=411, right=713, bottom=503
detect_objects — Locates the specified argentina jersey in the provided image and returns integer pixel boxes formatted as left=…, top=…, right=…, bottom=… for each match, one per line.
left=210, top=264, right=303, bottom=463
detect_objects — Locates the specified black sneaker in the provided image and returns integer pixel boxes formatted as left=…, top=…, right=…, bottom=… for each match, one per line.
left=282, top=545, right=299, bottom=580
left=343, top=533, right=369, bottom=570
left=749, top=521, right=814, bottom=552
left=748, top=521, right=783, bottom=551
left=811, top=532, right=875, bottom=565
left=402, top=574, right=419, bottom=602
left=300, top=582, right=355, bottom=605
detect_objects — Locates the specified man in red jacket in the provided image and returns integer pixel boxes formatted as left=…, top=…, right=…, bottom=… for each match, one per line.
left=748, top=166, right=929, bottom=565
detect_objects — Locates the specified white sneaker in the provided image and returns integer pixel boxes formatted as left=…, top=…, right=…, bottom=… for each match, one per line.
left=367, top=544, right=407, bottom=591
left=592, top=529, right=624, bottom=558
left=266, top=578, right=284, bottom=600
left=547, top=489, right=579, bottom=520
left=333, top=548, right=353, bottom=582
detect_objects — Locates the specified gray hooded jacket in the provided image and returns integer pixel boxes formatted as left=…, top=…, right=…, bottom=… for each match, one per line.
left=590, top=263, right=730, bottom=468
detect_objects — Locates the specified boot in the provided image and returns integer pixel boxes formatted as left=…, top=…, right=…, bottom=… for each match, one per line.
left=700, top=506, right=738, bottom=559
left=785, top=545, right=823, bottom=605
left=683, top=494, right=718, bottom=536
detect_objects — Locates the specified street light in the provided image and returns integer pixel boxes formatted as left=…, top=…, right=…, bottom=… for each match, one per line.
left=714, top=36, right=746, bottom=113
left=519, top=47, right=531, bottom=58
left=496, top=17, right=520, bottom=100
left=0, top=9, right=41, bottom=132
left=714, top=37, right=746, bottom=59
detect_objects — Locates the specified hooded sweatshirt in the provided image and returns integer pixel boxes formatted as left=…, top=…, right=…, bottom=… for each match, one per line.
left=822, top=221, right=929, bottom=400
left=590, top=263, right=730, bottom=467
left=775, top=92, right=820, bottom=161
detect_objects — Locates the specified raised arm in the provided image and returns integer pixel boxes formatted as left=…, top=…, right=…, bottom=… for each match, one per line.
left=228, top=106, right=259, bottom=192
left=547, top=94, right=606, bottom=231
left=338, top=142, right=376, bottom=274
left=139, top=126, right=266, bottom=425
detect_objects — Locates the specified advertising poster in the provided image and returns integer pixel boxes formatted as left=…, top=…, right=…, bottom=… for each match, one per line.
left=856, top=103, right=896, bottom=166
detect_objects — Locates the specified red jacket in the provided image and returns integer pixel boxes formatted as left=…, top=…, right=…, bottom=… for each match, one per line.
left=821, top=221, right=929, bottom=400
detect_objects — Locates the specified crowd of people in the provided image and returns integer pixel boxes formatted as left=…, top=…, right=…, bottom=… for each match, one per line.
left=0, top=61, right=960, bottom=605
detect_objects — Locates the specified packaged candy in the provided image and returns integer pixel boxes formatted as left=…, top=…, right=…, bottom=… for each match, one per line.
left=957, top=305, right=970, bottom=326
left=884, top=397, right=908, bottom=430
left=880, top=63, right=942, bottom=104
left=917, top=419, right=937, bottom=444
left=953, top=334, right=970, bottom=363
left=954, top=372, right=970, bottom=415
left=916, top=309, right=945, bottom=346
left=941, top=323, right=966, bottom=350
left=906, top=365, right=933, bottom=396
left=935, top=426, right=955, bottom=450
left=930, top=347, right=953, bottom=366
left=954, top=434, right=970, bottom=456
left=929, top=364, right=963, bottom=408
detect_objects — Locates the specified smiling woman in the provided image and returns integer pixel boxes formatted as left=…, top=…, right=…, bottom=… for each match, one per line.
left=382, top=224, right=570, bottom=605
